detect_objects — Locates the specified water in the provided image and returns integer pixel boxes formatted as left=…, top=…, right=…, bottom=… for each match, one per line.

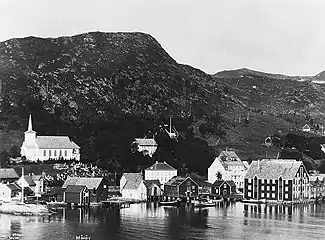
left=1, top=202, right=325, bottom=240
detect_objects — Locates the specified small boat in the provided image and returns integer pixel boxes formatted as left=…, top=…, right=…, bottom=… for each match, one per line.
left=158, top=200, right=181, bottom=207
left=242, top=199, right=267, bottom=204
left=193, top=200, right=216, bottom=208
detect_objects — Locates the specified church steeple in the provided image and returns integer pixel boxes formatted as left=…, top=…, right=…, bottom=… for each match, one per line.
left=28, top=114, right=33, bottom=132
left=25, top=114, right=35, bottom=133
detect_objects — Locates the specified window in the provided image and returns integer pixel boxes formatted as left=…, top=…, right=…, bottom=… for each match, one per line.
left=59, top=150, right=62, bottom=156
left=261, top=192, right=264, bottom=198
left=285, top=186, right=288, bottom=191
left=248, top=192, right=251, bottom=197
left=261, top=185, right=264, bottom=191
left=65, top=150, right=67, bottom=157
left=272, top=193, right=275, bottom=198
left=267, top=186, right=270, bottom=191
left=49, top=150, right=51, bottom=156
left=285, top=193, right=288, bottom=199
left=272, top=186, right=275, bottom=191
left=43, top=150, right=46, bottom=156
left=267, top=193, right=270, bottom=198
left=54, top=150, right=57, bottom=156
left=248, top=185, right=251, bottom=190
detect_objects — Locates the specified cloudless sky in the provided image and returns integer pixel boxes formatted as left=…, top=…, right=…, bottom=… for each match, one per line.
left=0, top=0, right=325, bottom=75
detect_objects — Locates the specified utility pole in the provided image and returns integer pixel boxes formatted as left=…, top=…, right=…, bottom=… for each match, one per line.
left=21, top=167, right=24, bottom=203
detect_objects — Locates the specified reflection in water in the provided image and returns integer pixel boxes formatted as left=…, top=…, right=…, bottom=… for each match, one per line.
left=0, top=202, right=325, bottom=240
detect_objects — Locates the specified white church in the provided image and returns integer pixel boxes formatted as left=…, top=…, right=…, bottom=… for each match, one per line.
left=20, top=114, right=80, bottom=162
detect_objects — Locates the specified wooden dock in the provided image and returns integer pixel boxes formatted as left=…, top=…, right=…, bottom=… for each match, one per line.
left=101, top=199, right=131, bottom=209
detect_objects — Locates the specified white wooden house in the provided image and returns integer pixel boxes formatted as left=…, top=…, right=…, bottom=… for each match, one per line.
left=120, top=173, right=147, bottom=200
left=302, top=124, right=311, bottom=132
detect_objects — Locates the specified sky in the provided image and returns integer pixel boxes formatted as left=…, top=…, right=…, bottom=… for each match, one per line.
left=0, top=0, right=325, bottom=76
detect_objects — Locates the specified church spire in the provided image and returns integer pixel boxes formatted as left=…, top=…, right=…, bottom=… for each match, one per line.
left=28, top=114, right=33, bottom=132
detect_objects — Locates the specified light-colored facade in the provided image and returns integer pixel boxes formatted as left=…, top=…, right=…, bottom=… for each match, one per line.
left=132, top=138, right=158, bottom=157
left=120, top=173, right=147, bottom=200
left=208, top=150, right=249, bottom=191
left=20, top=115, right=80, bottom=161
left=144, top=161, right=177, bottom=187
left=0, top=183, right=11, bottom=201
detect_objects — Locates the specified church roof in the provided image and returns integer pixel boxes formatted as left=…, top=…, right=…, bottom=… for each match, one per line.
left=36, top=136, right=80, bottom=149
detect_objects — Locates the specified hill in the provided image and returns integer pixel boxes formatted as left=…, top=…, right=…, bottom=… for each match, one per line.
left=1, top=32, right=325, bottom=174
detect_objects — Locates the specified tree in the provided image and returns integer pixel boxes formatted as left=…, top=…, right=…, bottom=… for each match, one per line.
left=216, top=171, right=222, bottom=180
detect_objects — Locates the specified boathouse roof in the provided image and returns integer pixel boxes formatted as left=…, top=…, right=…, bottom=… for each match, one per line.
left=65, top=185, right=87, bottom=193
left=245, top=159, right=303, bottom=180
left=62, top=177, right=103, bottom=190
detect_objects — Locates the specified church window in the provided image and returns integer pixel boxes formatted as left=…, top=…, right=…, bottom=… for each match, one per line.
left=43, top=150, right=46, bottom=156
left=65, top=150, right=67, bottom=157
left=49, top=150, right=51, bottom=156
left=54, top=150, right=57, bottom=156
left=59, top=150, right=62, bottom=156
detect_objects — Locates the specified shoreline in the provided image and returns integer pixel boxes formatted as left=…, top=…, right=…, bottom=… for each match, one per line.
left=0, top=201, right=52, bottom=216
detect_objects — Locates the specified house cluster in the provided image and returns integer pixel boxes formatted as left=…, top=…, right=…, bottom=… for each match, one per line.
left=302, top=123, right=325, bottom=136
left=119, top=160, right=238, bottom=201
left=0, top=168, right=46, bottom=202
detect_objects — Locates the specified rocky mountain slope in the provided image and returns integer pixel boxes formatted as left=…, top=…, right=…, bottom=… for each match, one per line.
left=1, top=32, right=325, bottom=173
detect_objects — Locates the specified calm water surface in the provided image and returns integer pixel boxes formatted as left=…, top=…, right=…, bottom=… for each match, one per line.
left=0, top=202, right=325, bottom=240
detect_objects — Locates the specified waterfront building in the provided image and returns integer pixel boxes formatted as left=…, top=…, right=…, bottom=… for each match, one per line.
left=120, top=173, right=147, bottom=200
left=63, top=185, right=89, bottom=205
left=62, top=177, right=106, bottom=203
left=0, top=183, right=21, bottom=201
left=144, top=161, right=177, bottom=188
left=309, top=175, right=325, bottom=199
left=144, top=180, right=162, bottom=199
left=20, top=114, right=80, bottom=162
left=132, top=138, right=158, bottom=157
left=211, top=180, right=236, bottom=196
left=41, top=186, right=64, bottom=202
left=164, top=176, right=199, bottom=199
left=244, top=159, right=310, bottom=202
left=0, top=168, right=19, bottom=183
left=208, top=150, right=249, bottom=191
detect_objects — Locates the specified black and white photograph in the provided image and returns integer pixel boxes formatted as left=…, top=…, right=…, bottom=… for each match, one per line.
left=0, top=0, right=325, bottom=239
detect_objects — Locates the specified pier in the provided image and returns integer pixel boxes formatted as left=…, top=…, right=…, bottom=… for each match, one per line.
left=101, top=199, right=131, bottom=209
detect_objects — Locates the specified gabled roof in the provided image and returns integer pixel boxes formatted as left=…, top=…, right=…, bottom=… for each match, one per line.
left=123, top=177, right=143, bottom=190
left=219, top=150, right=241, bottom=162
left=134, top=138, right=157, bottom=146
left=0, top=168, right=19, bottom=179
left=36, top=136, right=80, bottom=149
left=165, top=176, right=198, bottom=187
left=302, top=124, right=310, bottom=129
left=31, top=175, right=43, bottom=181
left=245, top=159, right=303, bottom=180
left=212, top=180, right=224, bottom=188
left=123, top=173, right=143, bottom=182
left=65, top=185, right=87, bottom=193
left=7, top=183, right=21, bottom=191
left=23, top=175, right=36, bottom=186
left=144, top=180, right=161, bottom=189
left=212, top=180, right=236, bottom=188
left=145, top=161, right=177, bottom=171
left=62, top=177, right=103, bottom=189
